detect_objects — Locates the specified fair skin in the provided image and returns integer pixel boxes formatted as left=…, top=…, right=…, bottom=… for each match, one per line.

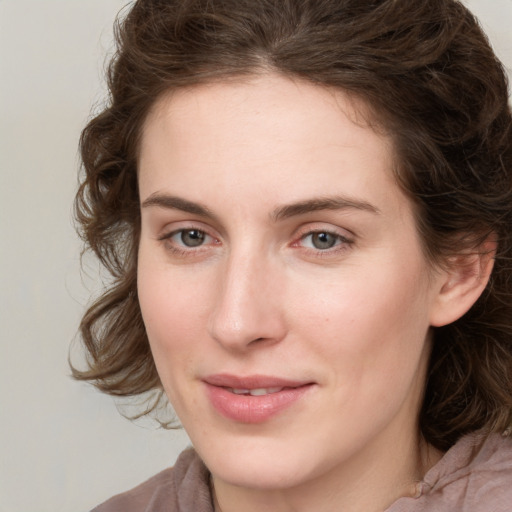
left=137, top=73, right=490, bottom=512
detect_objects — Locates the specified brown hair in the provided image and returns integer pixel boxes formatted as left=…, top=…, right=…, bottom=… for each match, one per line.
left=73, top=0, right=512, bottom=451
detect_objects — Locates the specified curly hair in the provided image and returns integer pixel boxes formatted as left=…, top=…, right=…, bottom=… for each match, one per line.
left=72, top=0, right=512, bottom=451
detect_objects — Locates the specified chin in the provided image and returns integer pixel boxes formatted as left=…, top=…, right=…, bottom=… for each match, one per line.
left=189, top=425, right=341, bottom=491
left=206, top=449, right=311, bottom=489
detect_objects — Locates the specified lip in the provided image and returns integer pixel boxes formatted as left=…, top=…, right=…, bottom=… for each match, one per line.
left=203, top=374, right=315, bottom=424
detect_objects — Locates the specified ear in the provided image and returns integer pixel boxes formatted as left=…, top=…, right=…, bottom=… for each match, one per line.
left=429, top=238, right=496, bottom=327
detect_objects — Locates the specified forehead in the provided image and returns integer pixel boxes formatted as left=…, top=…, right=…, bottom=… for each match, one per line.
left=138, top=73, right=403, bottom=216
left=141, top=73, right=387, bottom=156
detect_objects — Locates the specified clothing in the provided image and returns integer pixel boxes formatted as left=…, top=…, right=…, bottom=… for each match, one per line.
left=386, top=432, right=512, bottom=512
left=91, top=449, right=213, bottom=512
left=91, top=432, right=512, bottom=512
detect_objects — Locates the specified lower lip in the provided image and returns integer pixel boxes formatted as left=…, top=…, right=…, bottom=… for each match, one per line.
left=204, top=383, right=313, bottom=423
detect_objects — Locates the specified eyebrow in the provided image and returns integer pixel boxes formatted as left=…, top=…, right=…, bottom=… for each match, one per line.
left=141, top=193, right=218, bottom=221
left=271, top=196, right=381, bottom=221
left=141, top=193, right=380, bottom=221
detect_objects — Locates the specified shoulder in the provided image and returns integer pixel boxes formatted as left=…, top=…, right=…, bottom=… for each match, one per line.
left=454, top=432, right=512, bottom=507
left=90, top=448, right=213, bottom=512
left=388, top=432, right=512, bottom=512
left=430, top=432, right=512, bottom=493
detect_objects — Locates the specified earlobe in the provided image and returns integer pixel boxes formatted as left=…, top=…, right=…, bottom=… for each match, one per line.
left=429, top=240, right=496, bottom=327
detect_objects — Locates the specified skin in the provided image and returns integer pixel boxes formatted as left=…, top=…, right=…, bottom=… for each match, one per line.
left=137, top=73, right=488, bottom=512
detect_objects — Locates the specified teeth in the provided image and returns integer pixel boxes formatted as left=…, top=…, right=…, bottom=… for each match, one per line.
left=228, top=387, right=284, bottom=396
left=249, top=387, right=283, bottom=396
left=231, top=388, right=250, bottom=395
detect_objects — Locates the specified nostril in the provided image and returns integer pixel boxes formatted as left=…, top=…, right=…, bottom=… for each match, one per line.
left=248, top=337, right=268, bottom=346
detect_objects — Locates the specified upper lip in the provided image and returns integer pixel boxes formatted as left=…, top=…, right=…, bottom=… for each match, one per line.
left=203, top=374, right=313, bottom=389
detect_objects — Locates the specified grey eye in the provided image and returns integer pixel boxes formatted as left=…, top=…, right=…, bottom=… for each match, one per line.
left=180, top=229, right=206, bottom=247
left=310, top=232, right=338, bottom=250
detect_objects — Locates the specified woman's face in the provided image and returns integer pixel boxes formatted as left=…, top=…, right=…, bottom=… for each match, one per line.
left=137, top=74, right=447, bottom=492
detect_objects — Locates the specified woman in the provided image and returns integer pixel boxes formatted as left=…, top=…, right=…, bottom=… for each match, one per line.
left=73, top=0, right=512, bottom=510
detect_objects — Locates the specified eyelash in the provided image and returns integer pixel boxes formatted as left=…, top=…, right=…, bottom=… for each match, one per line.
left=297, top=229, right=352, bottom=252
left=156, top=228, right=217, bottom=261
left=292, top=229, right=354, bottom=257
left=157, top=227, right=354, bottom=259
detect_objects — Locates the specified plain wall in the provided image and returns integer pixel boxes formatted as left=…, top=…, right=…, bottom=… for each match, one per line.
left=0, top=1, right=510, bottom=511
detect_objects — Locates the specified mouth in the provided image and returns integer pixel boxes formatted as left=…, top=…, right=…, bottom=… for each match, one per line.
left=228, top=387, right=286, bottom=396
left=203, top=374, right=315, bottom=423
left=203, top=373, right=311, bottom=389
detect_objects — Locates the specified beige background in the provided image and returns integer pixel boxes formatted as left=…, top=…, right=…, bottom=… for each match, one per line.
left=0, top=1, right=511, bottom=511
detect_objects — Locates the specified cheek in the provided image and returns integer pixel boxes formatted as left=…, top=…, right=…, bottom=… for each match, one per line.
left=289, top=257, right=432, bottom=377
left=137, top=255, right=210, bottom=372
left=137, top=263, right=213, bottom=422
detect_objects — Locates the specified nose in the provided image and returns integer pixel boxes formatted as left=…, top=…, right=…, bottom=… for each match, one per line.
left=207, top=250, right=287, bottom=352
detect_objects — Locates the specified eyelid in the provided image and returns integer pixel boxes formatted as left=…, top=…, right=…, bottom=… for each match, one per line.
left=159, top=228, right=212, bottom=245
left=297, top=231, right=351, bottom=249
left=157, top=221, right=222, bottom=257
left=160, top=227, right=216, bottom=243
left=157, top=220, right=219, bottom=240
left=155, top=220, right=354, bottom=259
left=292, top=222, right=355, bottom=243
left=290, top=223, right=355, bottom=257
